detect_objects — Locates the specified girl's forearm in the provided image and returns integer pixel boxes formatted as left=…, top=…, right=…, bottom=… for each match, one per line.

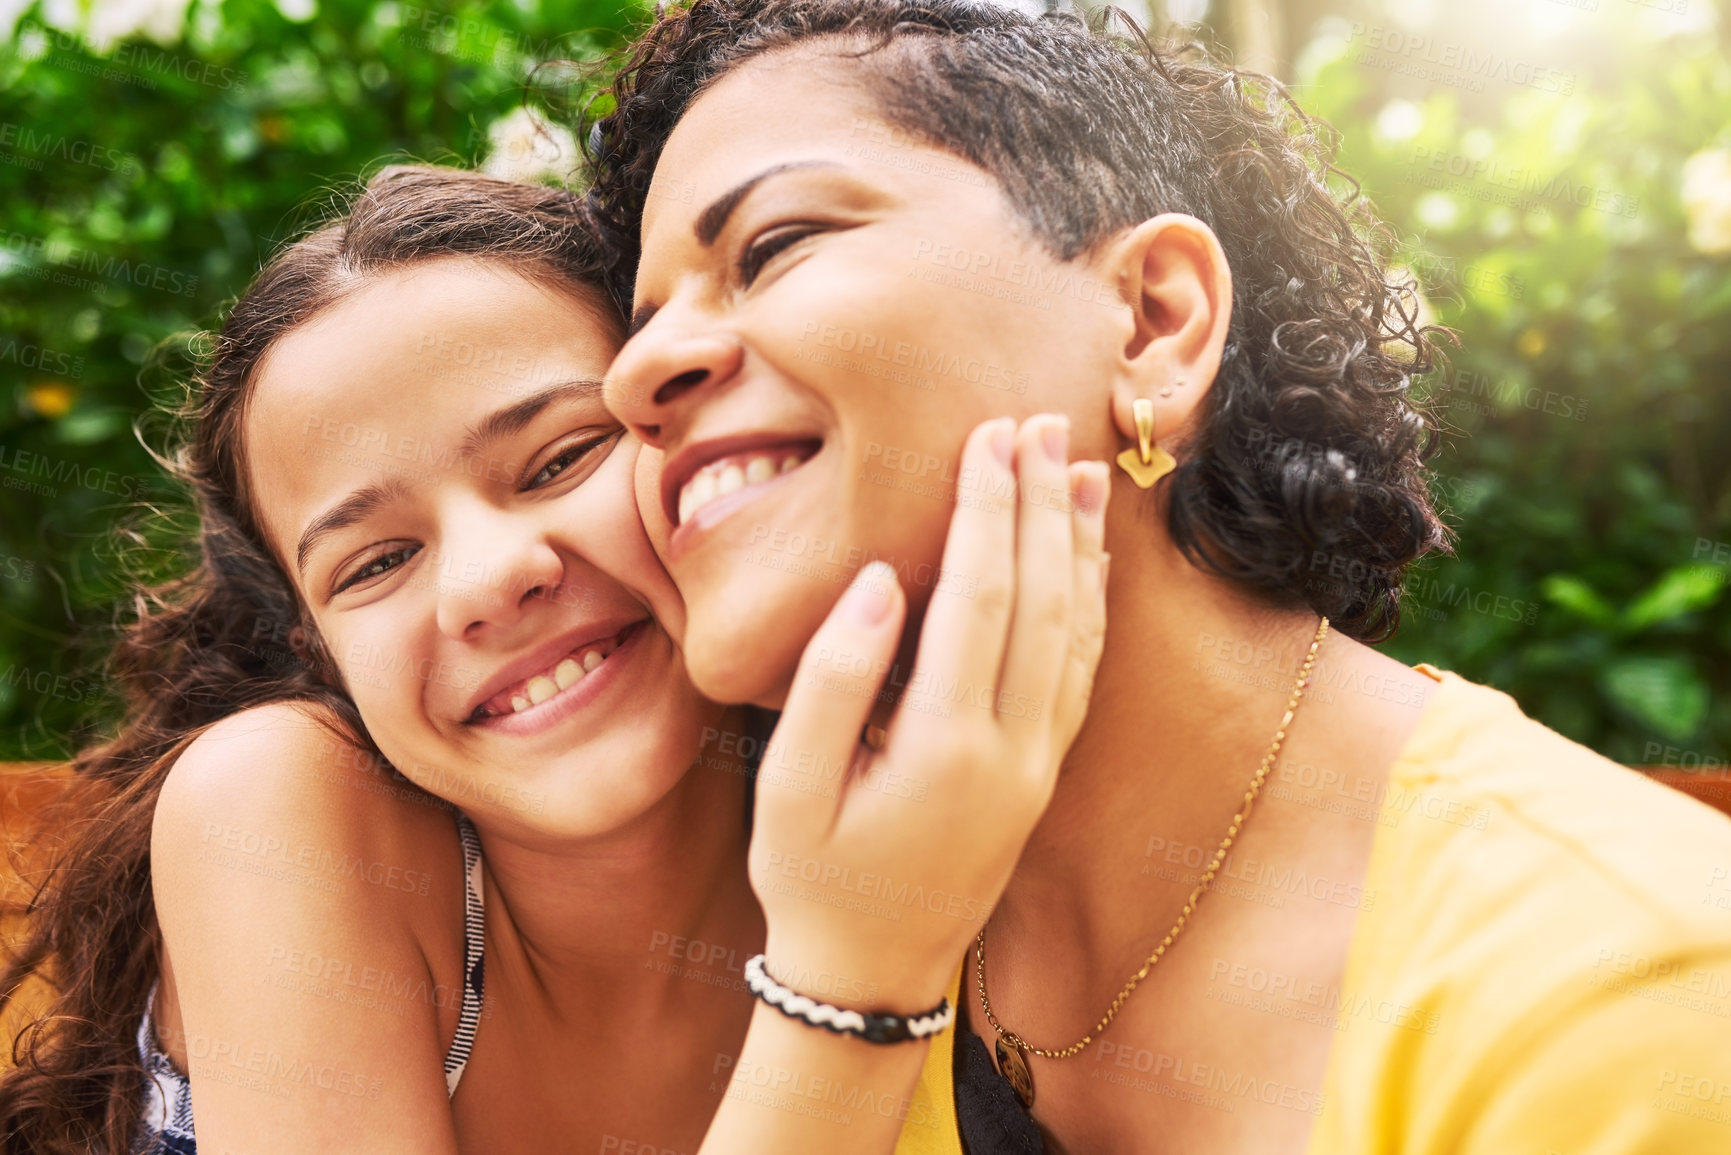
left=698, top=1002, right=932, bottom=1155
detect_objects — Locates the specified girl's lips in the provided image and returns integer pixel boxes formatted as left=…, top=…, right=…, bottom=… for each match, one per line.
left=466, top=621, right=645, bottom=737
left=470, top=627, right=629, bottom=718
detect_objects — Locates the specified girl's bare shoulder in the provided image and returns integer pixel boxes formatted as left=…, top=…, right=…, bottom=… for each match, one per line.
left=152, top=699, right=466, bottom=951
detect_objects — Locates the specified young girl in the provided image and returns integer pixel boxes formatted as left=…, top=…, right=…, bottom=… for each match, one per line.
left=0, top=165, right=1110, bottom=1155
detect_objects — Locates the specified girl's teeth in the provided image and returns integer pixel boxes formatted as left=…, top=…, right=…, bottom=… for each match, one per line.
left=780, top=456, right=798, bottom=473
left=581, top=649, right=603, bottom=673
left=678, top=487, right=697, bottom=525
left=555, top=658, right=582, bottom=690
left=511, top=694, right=530, bottom=713
left=526, top=675, right=558, bottom=706
left=746, top=456, right=776, bottom=484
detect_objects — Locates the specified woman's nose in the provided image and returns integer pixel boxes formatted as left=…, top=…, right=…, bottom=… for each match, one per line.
left=605, top=321, right=744, bottom=449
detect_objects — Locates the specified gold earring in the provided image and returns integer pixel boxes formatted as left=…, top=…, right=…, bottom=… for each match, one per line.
left=1116, top=397, right=1176, bottom=488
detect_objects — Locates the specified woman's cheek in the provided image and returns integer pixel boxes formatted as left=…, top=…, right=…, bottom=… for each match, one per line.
left=634, top=441, right=674, bottom=559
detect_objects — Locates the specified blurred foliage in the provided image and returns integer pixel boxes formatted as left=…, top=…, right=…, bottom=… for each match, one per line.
left=1297, top=1, right=1731, bottom=764
left=1, top=0, right=1728, bottom=766
left=0, top=0, right=634, bottom=757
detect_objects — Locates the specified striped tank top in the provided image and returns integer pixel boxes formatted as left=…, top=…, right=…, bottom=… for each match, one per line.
left=132, top=813, right=487, bottom=1153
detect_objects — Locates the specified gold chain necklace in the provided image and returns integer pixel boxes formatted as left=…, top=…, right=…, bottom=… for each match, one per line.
left=975, top=616, right=1331, bottom=1110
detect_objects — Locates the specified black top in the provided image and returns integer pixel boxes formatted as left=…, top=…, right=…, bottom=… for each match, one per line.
left=953, top=1013, right=1046, bottom=1155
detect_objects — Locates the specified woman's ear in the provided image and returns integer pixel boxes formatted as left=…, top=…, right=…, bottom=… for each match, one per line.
left=1101, top=213, right=1233, bottom=450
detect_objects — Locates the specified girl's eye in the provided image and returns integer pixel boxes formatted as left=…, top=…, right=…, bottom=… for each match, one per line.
left=336, top=544, right=421, bottom=594
left=527, top=433, right=614, bottom=490
left=739, top=225, right=823, bottom=287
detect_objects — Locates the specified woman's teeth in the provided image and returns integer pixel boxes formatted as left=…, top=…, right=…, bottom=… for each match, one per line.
left=677, top=449, right=806, bottom=526
left=492, top=638, right=618, bottom=717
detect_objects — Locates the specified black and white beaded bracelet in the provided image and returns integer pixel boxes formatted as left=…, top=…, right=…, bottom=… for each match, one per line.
left=744, top=954, right=955, bottom=1045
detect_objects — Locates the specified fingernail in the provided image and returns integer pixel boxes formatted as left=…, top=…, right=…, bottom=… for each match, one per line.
left=988, top=419, right=1015, bottom=467
left=1040, top=415, right=1069, bottom=463
left=1075, top=462, right=1109, bottom=516
left=841, top=561, right=897, bottom=626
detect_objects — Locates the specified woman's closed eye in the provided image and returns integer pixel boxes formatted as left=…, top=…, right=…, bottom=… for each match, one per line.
left=738, top=224, right=825, bottom=288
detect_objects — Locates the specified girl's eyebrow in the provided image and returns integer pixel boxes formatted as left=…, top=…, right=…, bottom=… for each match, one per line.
left=456, top=378, right=606, bottom=461
left=295, top=379, right=605, bottom=576
left=296, top=478, right=410, bottom=576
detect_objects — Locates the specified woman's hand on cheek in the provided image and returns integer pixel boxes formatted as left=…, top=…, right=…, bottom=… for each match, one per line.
left=752, top=414, right=1111, bottom=1013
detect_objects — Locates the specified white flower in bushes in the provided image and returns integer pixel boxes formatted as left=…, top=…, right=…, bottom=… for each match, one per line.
left=88, top=0, right=193, bottom=51
left=1682, top=148, right=1731, bottom=257
left=482, top=108, right=579, bottom=187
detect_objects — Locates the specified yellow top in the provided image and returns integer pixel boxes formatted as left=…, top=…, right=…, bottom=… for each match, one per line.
left=1307, top=666, right=1731, bottom=1153
left=894, top=967, right=963, bottom=1155
left=899, top=667, right=1731, bottom=1154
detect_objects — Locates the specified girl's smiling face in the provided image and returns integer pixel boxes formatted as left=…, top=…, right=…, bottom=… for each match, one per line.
left=244, top=256, right=719, bottom=837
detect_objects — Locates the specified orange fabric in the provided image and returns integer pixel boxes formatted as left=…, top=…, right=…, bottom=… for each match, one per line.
left=0, top=763, right=79, bottom=1067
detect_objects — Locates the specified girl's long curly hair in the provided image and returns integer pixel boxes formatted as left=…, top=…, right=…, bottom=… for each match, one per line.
left=585, top=0, right=1449, bottom=640
left=0, top=165, right=613, bottom=1154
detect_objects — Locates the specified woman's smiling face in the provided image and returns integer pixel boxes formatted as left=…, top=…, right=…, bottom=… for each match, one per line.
left=608, top=49, right=1132, bottom=708
left=244, top=257, right=719, bottom=837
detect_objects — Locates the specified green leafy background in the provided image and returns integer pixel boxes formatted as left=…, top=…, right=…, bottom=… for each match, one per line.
left=1, top=0, right=1728, bottom=768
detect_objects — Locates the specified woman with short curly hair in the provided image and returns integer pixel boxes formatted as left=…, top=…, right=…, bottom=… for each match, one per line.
left=590, top=2, right=1731, bottom=1152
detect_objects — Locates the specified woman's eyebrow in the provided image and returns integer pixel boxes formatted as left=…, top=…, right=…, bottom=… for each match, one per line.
left=692, top=160, right=845, bottom=246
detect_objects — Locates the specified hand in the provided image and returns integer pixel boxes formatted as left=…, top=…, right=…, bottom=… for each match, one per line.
left=750, top=414, right=1110, bottom=1011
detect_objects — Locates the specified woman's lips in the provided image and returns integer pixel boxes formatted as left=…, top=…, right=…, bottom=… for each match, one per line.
left=676, top=446, right=810, bottom=525
left=467, top=621, right=645, bottom=736
left=664, top=450, right=822, bottom=565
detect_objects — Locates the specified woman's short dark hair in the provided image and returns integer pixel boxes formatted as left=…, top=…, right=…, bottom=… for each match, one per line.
left=586, top=0, right=1448, bottom=641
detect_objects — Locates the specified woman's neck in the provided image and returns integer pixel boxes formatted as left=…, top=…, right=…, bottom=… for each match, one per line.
left=990, top=525, right=1342, bottom=991
left=473, top=721, right=763, bottom=1029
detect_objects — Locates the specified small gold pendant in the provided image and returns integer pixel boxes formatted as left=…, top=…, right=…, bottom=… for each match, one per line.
left=995, top=1036, right=1036, bottom=1109
left=1115, top=444, right=1176, bottom=489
